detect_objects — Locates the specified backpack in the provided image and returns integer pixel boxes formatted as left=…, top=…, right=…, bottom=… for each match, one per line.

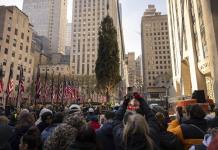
left=159, top=131, right=184, bottom=150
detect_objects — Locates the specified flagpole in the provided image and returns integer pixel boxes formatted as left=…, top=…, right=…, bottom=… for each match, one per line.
left=51, top=70, right=54, bottom=105
left=43, top=66, right=48, bottom=105
left=5, top=63, right=13, bottom=108
left=61, top=75, right=65, bottom=108
left=57, top=73, right=60, bottom=103
left=15, top=65, right=23, bottom=109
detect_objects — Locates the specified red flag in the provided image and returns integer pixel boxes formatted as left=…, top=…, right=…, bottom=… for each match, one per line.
left=0, top=80, right=3, bottom=93
left=7, top=64, right=14, bottom=95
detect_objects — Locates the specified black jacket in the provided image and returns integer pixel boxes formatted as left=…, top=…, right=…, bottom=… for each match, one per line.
left=207, top=116, right=218, bottom=128
left=112, top=100, right=161, bottom=150
left=96, top=122, right=116, bottom=150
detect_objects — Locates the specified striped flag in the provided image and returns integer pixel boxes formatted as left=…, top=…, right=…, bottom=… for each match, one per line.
left=7, top=64, right=14, bottom=95
left=35, top=65, right=41, bottom=99
left=43, top=67, right=49, bottom=101
left=0, top=64, right=3, bottom=93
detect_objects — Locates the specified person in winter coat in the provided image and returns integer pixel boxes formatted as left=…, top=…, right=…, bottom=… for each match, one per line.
left=68, top=124, right=99, bottom=150
left=44, top=113, right=85, bottom=150
left=122, top=113, right=154, bottom=150
left=96, top=111, right=115, bottom=150
left=89, top=116, right=100, bottom=131
left=0, top=125, right=13, bottom=150
left=113, top=94, right=161, bottom=150
left=36, top=111, right=53, bottom=133
left=19, top=127, right=42, bottom=150
left=41, top=112, right=64, bottom=142
left=10, top=112, right=35, bottom=150
left=168, top=104, right=207, bottom=150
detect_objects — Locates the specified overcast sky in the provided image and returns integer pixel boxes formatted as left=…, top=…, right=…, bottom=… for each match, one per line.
left=0, top=0, right=167, bottom=57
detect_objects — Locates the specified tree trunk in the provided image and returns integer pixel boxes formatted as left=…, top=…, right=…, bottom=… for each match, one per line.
left=106, top=89, right=110, bottom=102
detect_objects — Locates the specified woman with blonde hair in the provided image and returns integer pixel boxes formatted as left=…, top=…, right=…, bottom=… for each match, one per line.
left=123, top=113, right=154, bottom=150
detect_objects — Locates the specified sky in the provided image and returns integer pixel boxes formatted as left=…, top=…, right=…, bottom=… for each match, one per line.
left=0, top=0, right=167, bottom=57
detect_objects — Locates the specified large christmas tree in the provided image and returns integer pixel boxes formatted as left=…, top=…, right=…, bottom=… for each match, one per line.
left=95, top=15, right=121, bottom=101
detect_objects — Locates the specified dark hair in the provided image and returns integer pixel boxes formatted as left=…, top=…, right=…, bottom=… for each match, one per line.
left=190, top=104, right=206, bottom=119
left=16, top=113, right=35, bottom=129
left=41, top=112, right=53, bottom=122
left=104, top=111, right=115, bottom=120
left=76, top=125, right=96, bottom=143
left=53, top=112, right=64, bottom=124
left=21, top=127, right=42, bottom=150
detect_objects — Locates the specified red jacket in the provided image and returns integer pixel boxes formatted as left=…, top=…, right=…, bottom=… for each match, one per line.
left=89, top=121, right=100, bottom=131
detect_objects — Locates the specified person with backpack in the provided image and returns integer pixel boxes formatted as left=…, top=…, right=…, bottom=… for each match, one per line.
left=155, top=112, right=184, bottom=150
left=168, top=104, right=207, bottom=150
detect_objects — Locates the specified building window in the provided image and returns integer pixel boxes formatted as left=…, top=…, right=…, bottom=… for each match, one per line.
left=6, top=35, right=10, bottom=43
left=56, top=67, right=59, bottom=70
left=13, top=39, right=17, bottom=47
left=20, top=43, right=23, bottom=50
left=12, top=52, right=15, bottom=57
left=3, top=59, right=7, bottom=66
left=15, top=28, right=18, bottom=35
left=25, top=57, right=27, bottom=62
left=29, top=59, right=32, bottom=64
left=4, top=48, right=8, bottom=54
left=8, top=27, right=11, bottom=31
left=27, top=36, right=29, bottom=42
left=21, top=33, right=24, bottom=39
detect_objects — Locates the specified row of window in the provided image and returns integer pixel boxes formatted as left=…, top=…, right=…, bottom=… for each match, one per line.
left=154, top=46, right=170, bottom=50
left=7, top=27, right=30, bottom=42
left=153, top=56, right=171, bottom=59
left=145, top=32, right=168, bottom=36
left=41, top=67, right=66, bottom=72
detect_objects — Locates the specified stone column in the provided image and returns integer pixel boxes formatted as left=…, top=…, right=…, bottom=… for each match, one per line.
left=200, top=0, right=218, bottom=102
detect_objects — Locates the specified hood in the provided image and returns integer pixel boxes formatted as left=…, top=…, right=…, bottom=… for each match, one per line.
left=35, top=108, right=52, bottom=125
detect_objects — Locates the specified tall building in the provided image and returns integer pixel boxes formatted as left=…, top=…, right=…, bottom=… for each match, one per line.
left=65, top=23, right=72, bottom=47
left=167, top=0, right=218, bottom=100
left=70, top=0, right=124, bottom=75
left=65, top=23, right=72, bottom=55
left=0, top=6, right=34, bottom=100
left=141, top=5, right=172, bottom=99
left=23, top=0, right=67, bottom=54
left=135, top=56, right=143, bottom=91
left=127, top=52, right=136, bottom=87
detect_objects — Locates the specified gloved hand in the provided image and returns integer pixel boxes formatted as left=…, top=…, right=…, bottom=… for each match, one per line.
left=123, top=96, right=131, bottom=109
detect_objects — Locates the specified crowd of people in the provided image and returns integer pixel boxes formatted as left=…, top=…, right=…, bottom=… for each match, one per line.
left=0, top=92, right=218, bottom=150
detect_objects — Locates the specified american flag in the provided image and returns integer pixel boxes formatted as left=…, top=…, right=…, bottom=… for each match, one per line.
left=43, top=67, right=49, bottom=100
left=7, top=64, right=14, bottom=95
left=64, top=81, right=74, bottom=97
left=0, top=64, right=3, bottom=93
left=35, top=65, right=41, bottom=99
